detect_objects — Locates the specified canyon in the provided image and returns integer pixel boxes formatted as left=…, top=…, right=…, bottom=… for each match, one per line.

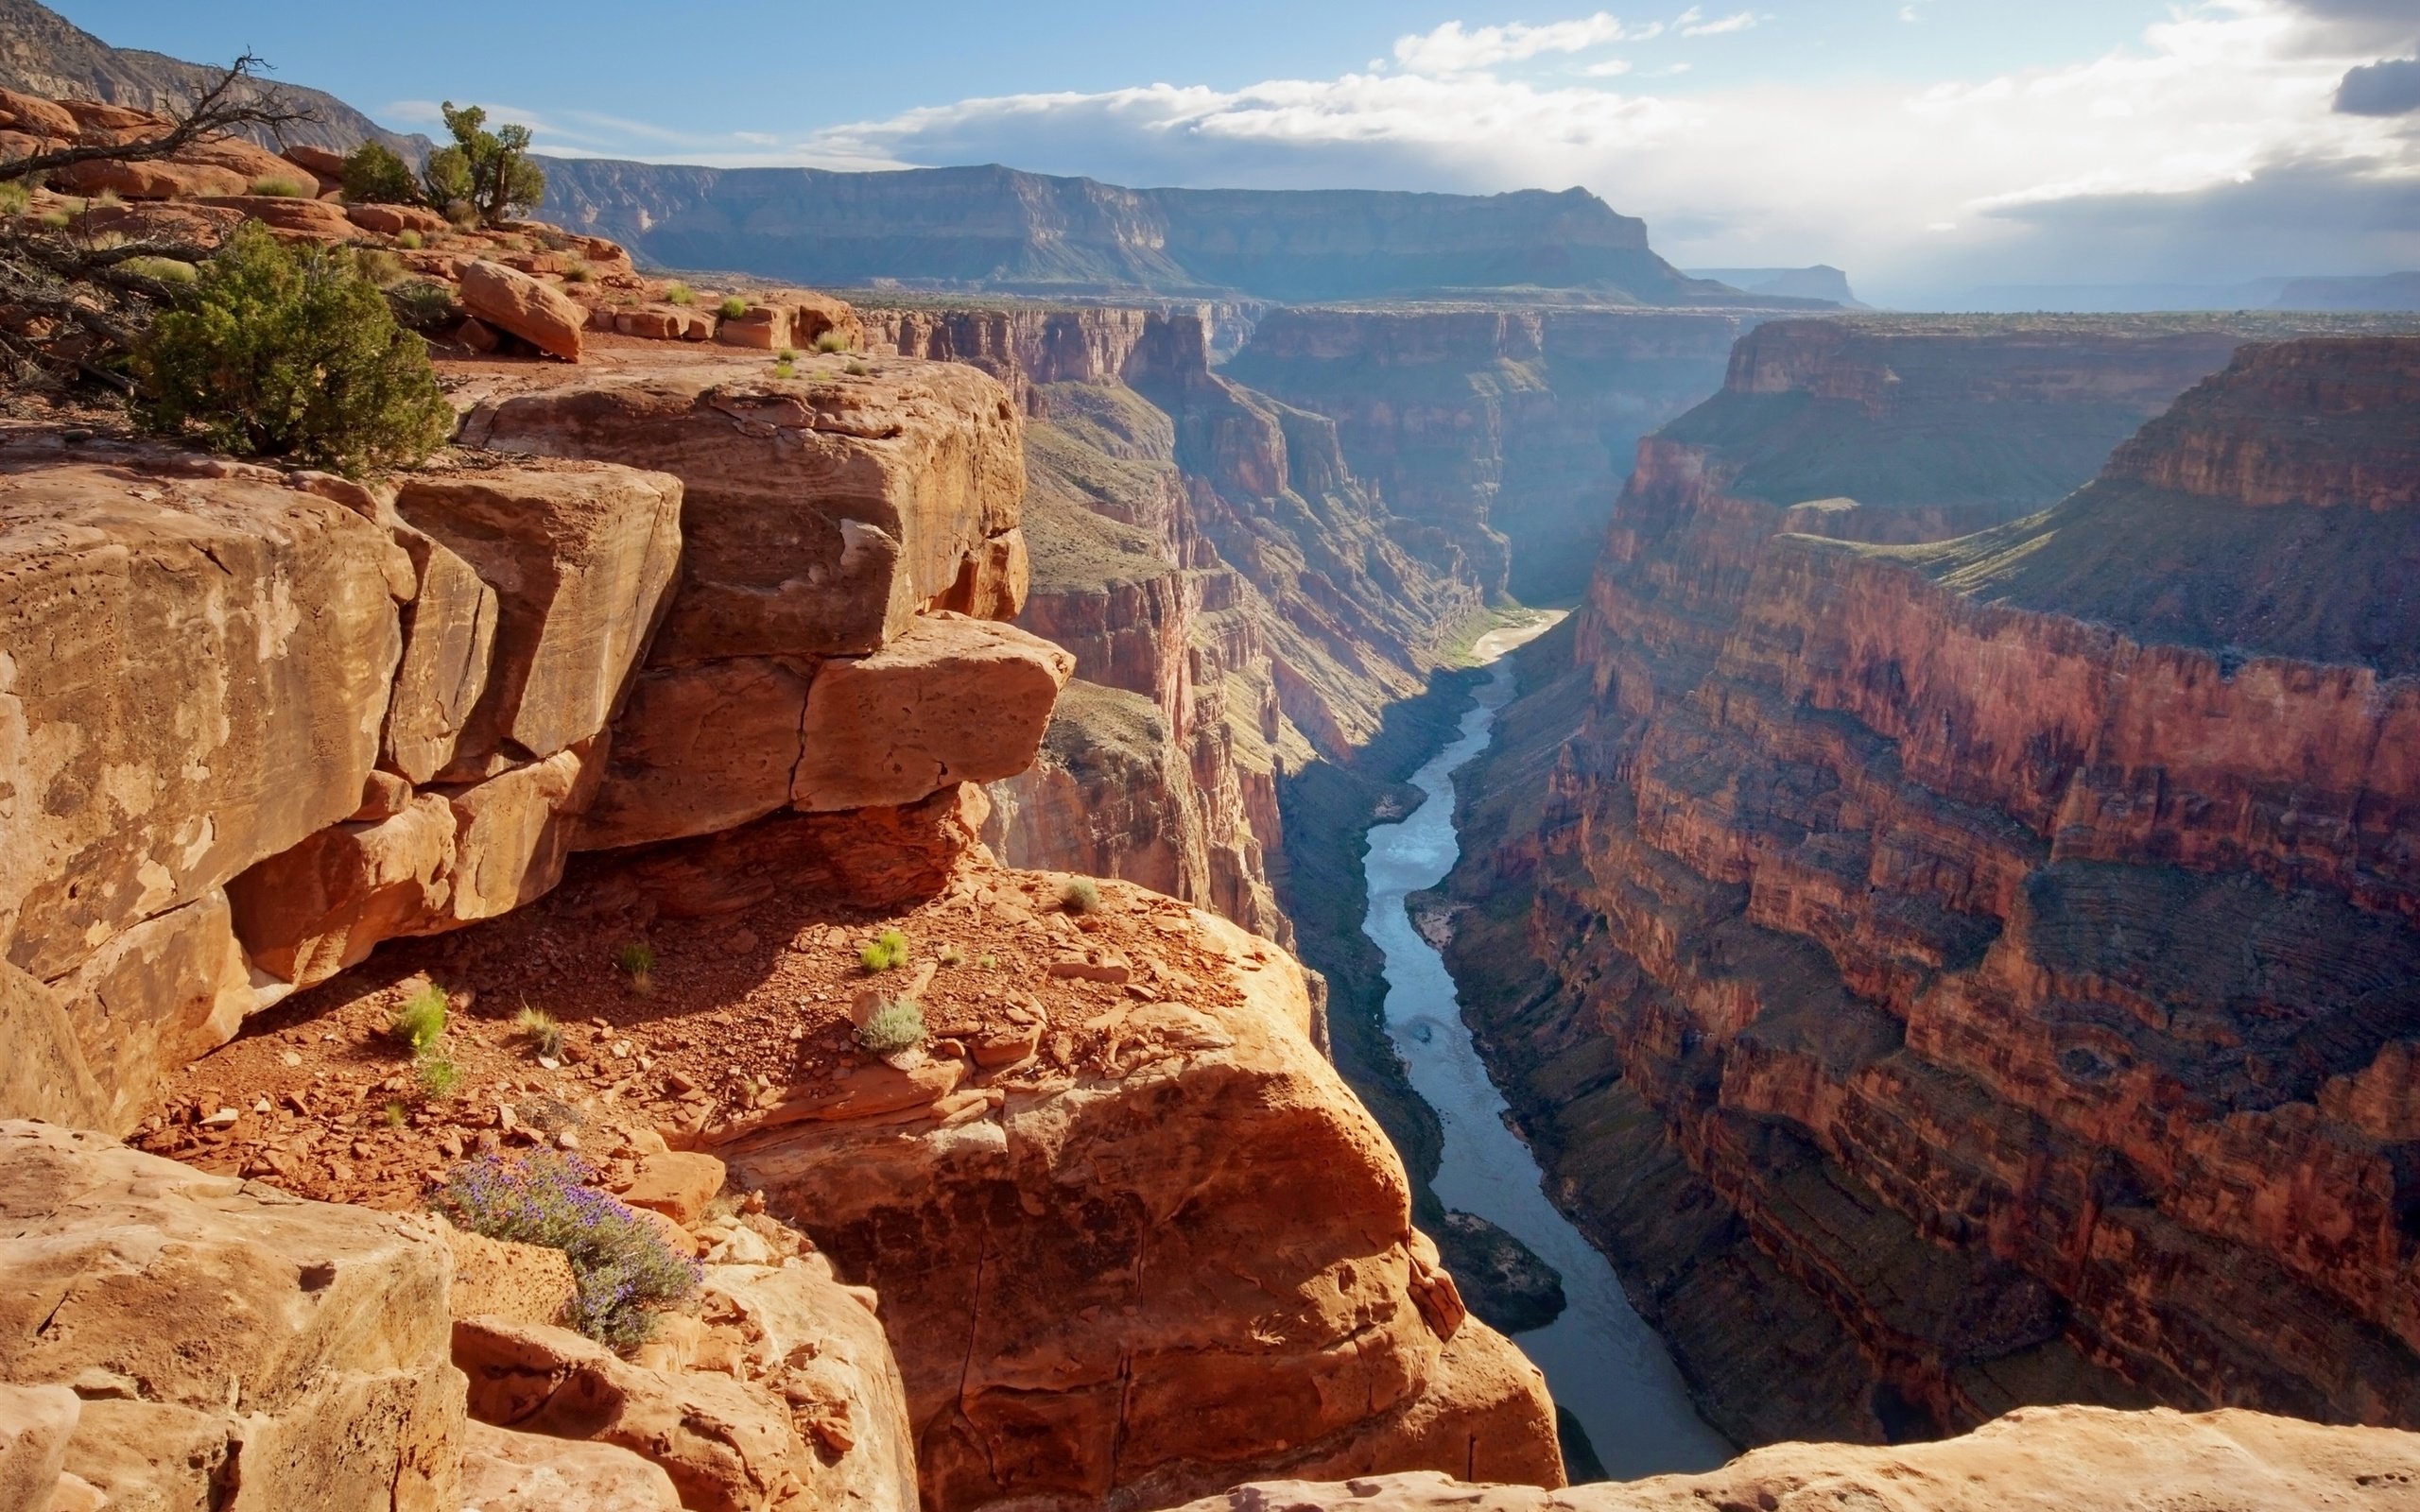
left=1441, top=317, right=2420, bottom=1450
left=0, top=14, right=2415, bottom=1508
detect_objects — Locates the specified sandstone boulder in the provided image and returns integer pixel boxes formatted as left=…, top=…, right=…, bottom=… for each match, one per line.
left=444, top=1223, right=579, bottom=1329
left=394, top=463, right=683, bottom=773
left=229, top=740, right=608, bottom=988
left=199, top=193, right=356, bottom=240
left=579, top=659, right=812, bottom=851
left=348, top=201, right=451, bottom=237
left=1179, top=1407, right=2420, bottom=1512
left=459, top=260, right=587, bottom=361
left=52, top=156, right=246, bottom=199
left=456, top=1314, right=806, bottom=1512
left=47, top=888, right=259, bottom=1130
left=0, top=1121, right=464, bottom=1510
left=0, top=1382, right=78, bottom=1512
left=459, top=362, right=1026, bottom=663
left=618, top=1150, right=728, bottom=1226
left=0, top=88, right=76, bottom=140
left=0, top=454, right=405, bottom=984
left=791, top=612, right=1074, bottom=812
left=460, top=1421, right=684, bottom=1512
left=0, top=961, right=106, bottom=1128
left=383, top=526, right=500, bottom=784
left=283, top=142, right=348, bottom=180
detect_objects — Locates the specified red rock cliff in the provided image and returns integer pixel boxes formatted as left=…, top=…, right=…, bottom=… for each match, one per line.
left=1443, top=324, right=2420, bottom=1447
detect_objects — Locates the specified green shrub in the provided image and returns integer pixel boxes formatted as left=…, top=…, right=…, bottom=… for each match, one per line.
left=845, top=358, right=871, bottom=377
left=133, top=222, right=454, bottom=477
left=340, top=141, right=424, bottom=206
left=775, top=346, right=799, bottom=363
left=717, top=295, right=749, bottom=320
left=389, top=984, right=449, bottom=1053
left=355, top=248, right=407, bottom=286
left=772, top=358, right=795, bottom=380
left=812, top=331, right=849, bottom=353
left=1060, top=878, right=1102, bottom=915
left=437, top=1152, right=700, bottom=1349
left=395, top=228, right=424, bottom=249
left=514, top=1005, right=563, bottom=1057
left=615, top=941, right=656, bottom=994
left=562, top=258, right=590, bottom=283
left=859, top=928, right=909, bottom=972
left=248, top=175, right=307, bottom=198
left=422, top=102, right=544, bottom=227
left=0, top=182, right=31, bottom=215
left=417, top=1055, right=464, bottom=1099
left=856, top=998, right=927, bottom=1056
left=662, top=282, right=694, bottom=306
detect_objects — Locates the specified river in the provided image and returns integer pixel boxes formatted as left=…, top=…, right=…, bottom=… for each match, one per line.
left=1359, top=619, right=1733, bottom=1480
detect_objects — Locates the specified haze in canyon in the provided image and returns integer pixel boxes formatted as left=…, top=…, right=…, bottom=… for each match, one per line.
left=0, top=2, right=2416, bottom=1511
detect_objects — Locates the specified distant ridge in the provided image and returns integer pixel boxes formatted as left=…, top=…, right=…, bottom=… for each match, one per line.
left=0, top=0, right=1812, bottom=307
left=0, top=0, right=423, bottom=156
left=531, top=158, right=1773, bottom=306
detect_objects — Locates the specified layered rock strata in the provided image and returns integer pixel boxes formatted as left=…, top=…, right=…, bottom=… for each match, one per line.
left=1444, top=333, right=2420, bottom=1442
left=1222, top=308, right=1752, bottom=602
left=858, top=304, right=1483, bottom=944
left=0, top=348, right=1061, bottom=1133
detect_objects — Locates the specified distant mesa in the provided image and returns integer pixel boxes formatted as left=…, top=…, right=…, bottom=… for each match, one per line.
left=1685, top=265, right=1866, bottom=308
left=2272, top=271, right=2420, bottom=311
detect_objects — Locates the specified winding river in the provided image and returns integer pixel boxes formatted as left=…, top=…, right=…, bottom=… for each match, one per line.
left=1361, top=621, right=1733, bottom=1481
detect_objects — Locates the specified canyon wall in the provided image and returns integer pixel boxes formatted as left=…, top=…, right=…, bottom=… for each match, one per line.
left=859, top=304, right=1485, bottom=946
left=1443, top=326, right=2420, bottom=1445
left=1222, top=308, right=1753, bottom=602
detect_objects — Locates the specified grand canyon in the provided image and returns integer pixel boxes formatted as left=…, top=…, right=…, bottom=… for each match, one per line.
left=0, top=2, right=2417, bottom=1509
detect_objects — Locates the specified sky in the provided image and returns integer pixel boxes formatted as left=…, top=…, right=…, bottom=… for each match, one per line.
left=56, top=0, right=2420, bottom=305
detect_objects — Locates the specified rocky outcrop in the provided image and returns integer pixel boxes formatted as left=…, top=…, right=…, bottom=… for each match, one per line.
left=1443, top=331, right=2420, bottom=1444
left=1223, top=308, right=1753, bottom=601
left=0, top=1120, right=464, bottom=1510
left=716, top=885, right=1560, bottom=1512
left=1175, top=1407, right=2420, bottom=1512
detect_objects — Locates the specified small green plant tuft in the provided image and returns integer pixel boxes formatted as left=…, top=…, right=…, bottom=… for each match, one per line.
left=417, top=1055, right=464, bottom=1100
left=355, top=248, right=407, bottom=286
left=812, top=331, right=849, bottom=353
left=845, top=358, right=871, bottom=376
left=1060, top=878, right=1102, bottom=916
left=855, top=997, right=927, bottom=1056
left=395, top=228, right=424, bottom=249
left=134, top=222, right=454, bottom=477
left=717, top=294, right=749, bottom=319
left=38, top=209, right=68, bottom=230
left=389, top=984, right=449, bottom=1053
left=383, top=1100, right=408, bottom=1127
left=662, top=282, right=694, bottom=306
left=859, top=928, right=910, bottom=972
left=515, top=1005, right=563, bottom=1057
left=249, top=175, right=308, bottom=198
left=385, top=278, right=458, bottom=330
left=121, top=255, right=198, bottom=285
left=615, top=941, right=657, bottom=995
left=562, top=258, right=591, bottom=283
left=437, top=1151, right=700, bottom=1349
left=772, top=358, right=796, bottom=380
left=0, top=182, right=30, bottom=215
left=979, top=953, right=997, bottom=971
left=775, top=346, right=799, bottom=363
left=939, top=942, right=966, bottom=968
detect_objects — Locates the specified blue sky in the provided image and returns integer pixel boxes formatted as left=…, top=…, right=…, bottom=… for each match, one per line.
left=54, top=1, right=2420, bottom=303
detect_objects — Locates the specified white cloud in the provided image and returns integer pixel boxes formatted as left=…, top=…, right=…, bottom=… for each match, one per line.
left=1391, top=13, right=1654, bottom=75
left=1678, top=9, right=1758, bottom=36
left=527, top=3, right=2420, bottom=303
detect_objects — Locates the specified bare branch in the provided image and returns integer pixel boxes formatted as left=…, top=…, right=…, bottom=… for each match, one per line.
left=0, top=54, right=321, bottom=185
